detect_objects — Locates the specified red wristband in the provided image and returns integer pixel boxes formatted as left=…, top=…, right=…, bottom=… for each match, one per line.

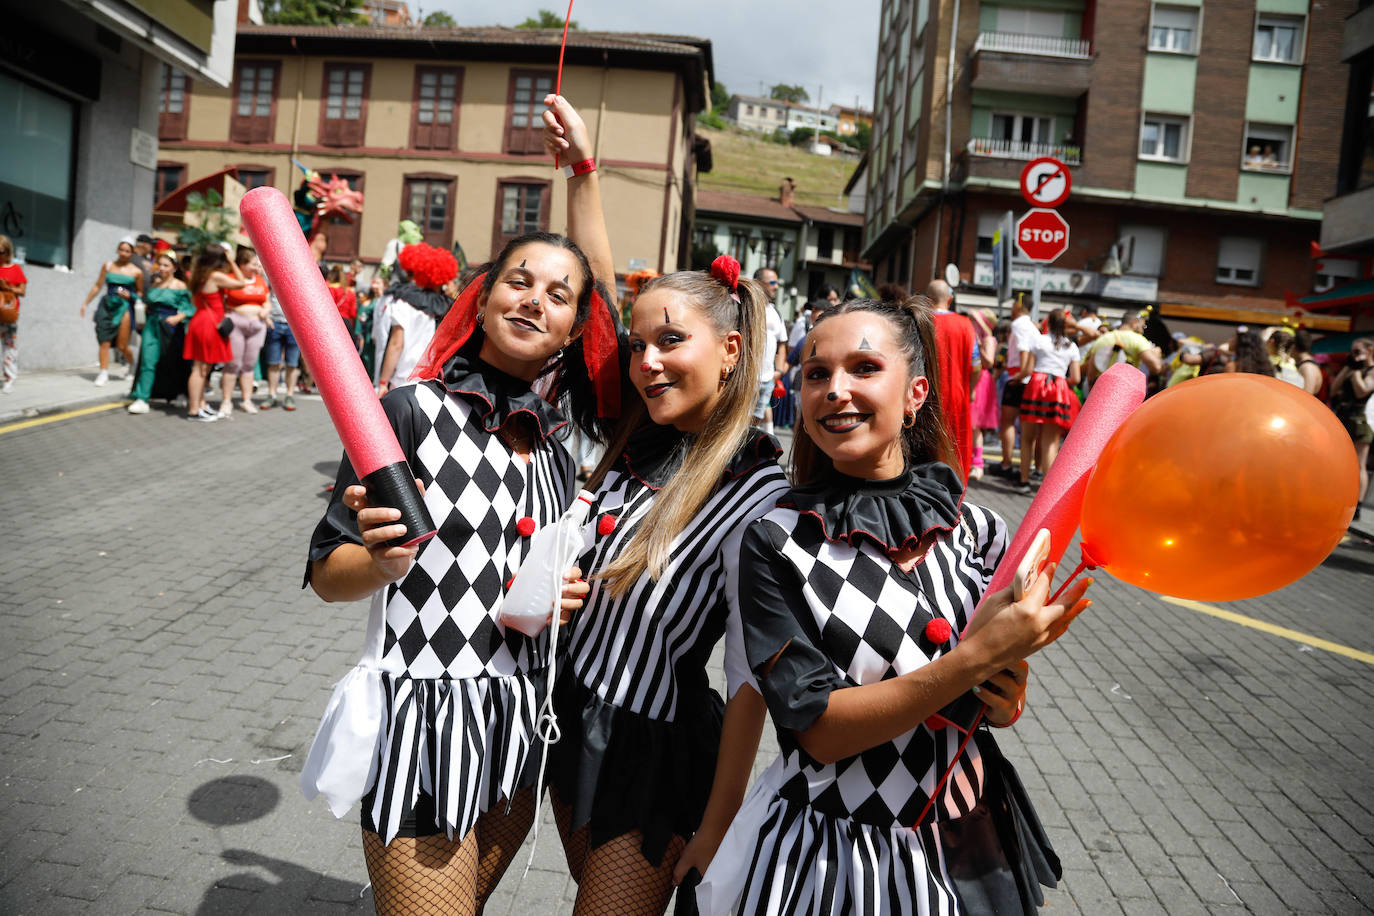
left=562, top=158, right=596, bottom=178
left=990, top=701, right=1024, bottom=728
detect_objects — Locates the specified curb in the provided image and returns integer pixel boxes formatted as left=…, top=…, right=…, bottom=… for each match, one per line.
left=0, top=391, right=129, bottom=426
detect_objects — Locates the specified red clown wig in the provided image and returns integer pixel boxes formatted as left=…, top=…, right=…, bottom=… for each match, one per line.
left=397, top=243, right=459, bottom=291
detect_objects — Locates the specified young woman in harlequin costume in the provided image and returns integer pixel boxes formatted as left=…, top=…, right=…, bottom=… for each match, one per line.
left=538, top=95, right=789, bottom=916
left=304, top=131, right=624, bottom=913
left=696, top=297, right=1094, bottom=915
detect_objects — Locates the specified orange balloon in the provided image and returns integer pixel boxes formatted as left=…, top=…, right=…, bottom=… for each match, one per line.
left=1080, top=373, right=1358, bottom=601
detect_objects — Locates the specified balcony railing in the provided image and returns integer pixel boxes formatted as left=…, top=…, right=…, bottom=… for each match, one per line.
left=973, top=31, right=1092, bottom=59
left=967, top=137, right=1083, bottom=165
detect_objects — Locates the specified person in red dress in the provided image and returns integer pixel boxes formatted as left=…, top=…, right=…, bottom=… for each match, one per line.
left=184, top=244, right=246, bottom=422
left=925, top=279, right=978, bottom=481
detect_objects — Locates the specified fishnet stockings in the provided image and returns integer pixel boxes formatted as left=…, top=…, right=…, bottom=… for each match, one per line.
left=362, top=828, right=479, bottom=916
left=474, top=788, right=538, bottom=911
left=551, top=788, right=687, bottom=916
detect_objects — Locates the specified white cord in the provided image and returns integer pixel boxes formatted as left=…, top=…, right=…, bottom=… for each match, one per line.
left=522, top=522, right=570, bottom=878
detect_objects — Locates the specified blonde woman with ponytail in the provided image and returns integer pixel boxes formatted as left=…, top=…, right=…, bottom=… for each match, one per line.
left=542, top=255, right=789, bottom=915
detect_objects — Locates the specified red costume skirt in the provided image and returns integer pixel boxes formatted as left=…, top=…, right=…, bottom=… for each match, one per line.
left=184, top=291, right=236, bottom=364
left=1020, top=372, right=1080, bottom=430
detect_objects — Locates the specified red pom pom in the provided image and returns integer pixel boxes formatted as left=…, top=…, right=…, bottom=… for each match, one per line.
left=398, top=243, right=459, bottom=291
left=516, top=517, right=537, bottom=537
left=772, top=379, right=786, bottom=399
left=597, top=514, right=617, bottom=536
left=710, top=254, right=740, bottom=292
left=924, top=618, right=952, bottom=644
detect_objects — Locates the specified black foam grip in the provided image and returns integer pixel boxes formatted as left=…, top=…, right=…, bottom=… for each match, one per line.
left=362, top=460, right=437, bottom=548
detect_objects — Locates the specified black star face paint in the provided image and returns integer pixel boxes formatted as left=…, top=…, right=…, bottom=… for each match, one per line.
left=858, top=337, right=873, bottom=351
left=519, top=259, right=527, bottom=268
left=808, top=342, right=818, bottom=359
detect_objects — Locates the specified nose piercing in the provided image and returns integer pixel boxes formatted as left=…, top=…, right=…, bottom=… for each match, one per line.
left=640, top=362, right=653, bottom=374
left=530, top=297, right=540, bottom=307
left=826, top=391, right=839, bottom=401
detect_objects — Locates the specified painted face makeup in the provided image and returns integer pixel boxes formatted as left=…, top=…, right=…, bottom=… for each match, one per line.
left=800, top=312, right=928, bottom=479
left=477, top=242, right=584, bottom=381
left=628, top=288, right=737, bottom=433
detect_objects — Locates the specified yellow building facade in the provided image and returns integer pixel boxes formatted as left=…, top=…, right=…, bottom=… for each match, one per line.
left=158, top=24, right=712, bottom=274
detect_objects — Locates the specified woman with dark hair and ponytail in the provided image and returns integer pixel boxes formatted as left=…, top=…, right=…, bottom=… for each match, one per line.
left=538, top=95, right=789, bottom=916
left=697, top=298, right=1093, bottom=915
left=302, top=100, right=623, bottom=911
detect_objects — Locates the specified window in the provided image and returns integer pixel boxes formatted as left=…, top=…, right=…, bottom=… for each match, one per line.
left=234, top=166, right=274, bottom=190
left=746, top=104, right=755, bottom=116
left=230, top=61, right=279, bottom=144
left=994, top=7, right=1066, bottom=36
left=1254, top=15, right=1304, bottom=63
left=1117, top=224, right=1167, bottom=276
left=763, top=236, right=780, bottom=269
left=158, top=63, right=188, bottom=141
left=992, top=112, right=1055, bottom=145
left=1140, top=114, right=1189, bottom=162
left=1216, top=236, right=1262, bottom=286
left=1242, top=123, right=1293, bottom=171
left=412, top=67, right=462, bottom=150
left=730, top=231, right=748, bottom=262
left=322, top=172, right=364, bottom=260
left=1149, top=5, right=1198, bottom=54
left=154, top=162, right=185, bottom=206
left=777, top=108, right=785, bottom=120
left=505, top=70, right=555, bottom=154
left=817, top=226, right=835, bottom=261
left=403, top=174, right=456, bottom=249
left=0, top=71, right=76, bottom=266
left=493, top=179, right=550, bottom=254
left=1315, top=258, right=1360, bottom=293
left=693, top=225, right=715, bottom=250
left=319, top=64, right=369, bottom=147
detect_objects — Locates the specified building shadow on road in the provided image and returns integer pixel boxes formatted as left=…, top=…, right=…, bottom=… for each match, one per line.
left=189, top=775, right=369, bottom=912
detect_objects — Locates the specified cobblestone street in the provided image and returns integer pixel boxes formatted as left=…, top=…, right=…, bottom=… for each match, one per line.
left=1, top=400, right=1371, bottom=914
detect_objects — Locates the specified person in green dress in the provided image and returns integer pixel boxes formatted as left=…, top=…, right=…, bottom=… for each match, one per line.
left=127, top=251, right=195, bottom=414
left=80, top=239, right=143, bottom=386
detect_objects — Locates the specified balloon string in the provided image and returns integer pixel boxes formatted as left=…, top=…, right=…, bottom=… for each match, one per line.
left=552, top=0, right=576, bottom=170
left=1049, top=552, right=1098, bottom=604
left=912, top=707, right=984, bottom=830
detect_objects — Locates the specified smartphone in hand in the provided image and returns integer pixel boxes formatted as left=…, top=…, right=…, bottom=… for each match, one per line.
left=1013, top=528, right=1052, bottom=602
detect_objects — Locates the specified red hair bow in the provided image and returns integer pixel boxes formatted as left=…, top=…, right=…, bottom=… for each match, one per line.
left=710, top=255, right=740, bottom=293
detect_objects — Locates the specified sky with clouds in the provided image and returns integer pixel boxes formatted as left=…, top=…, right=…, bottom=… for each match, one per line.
left=430, top=0, right=881, bottom=110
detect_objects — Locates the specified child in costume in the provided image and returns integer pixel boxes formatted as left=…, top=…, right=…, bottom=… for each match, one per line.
left=698, top=297, right=1093, bottom=915
left=304, top=175, right=622, bottom=914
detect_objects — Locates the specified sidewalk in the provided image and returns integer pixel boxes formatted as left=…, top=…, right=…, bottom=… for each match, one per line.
left=0, top=365, right=134, bottom=424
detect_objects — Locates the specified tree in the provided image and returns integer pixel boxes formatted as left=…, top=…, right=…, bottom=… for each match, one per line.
left=516, top=9, right=577, bottom=28
left=852, top=122, right=872, bottom=152
left=422, top=10, right=457, bottom=26
left=172, top=189, right=239, bottom=254
left=710, top=80, right=729, bottom=113
left=789, top=126, right=815, bottom=146
left=260, top=0, right=367, bottom=25
left=770, top=84, right=810, bottom=104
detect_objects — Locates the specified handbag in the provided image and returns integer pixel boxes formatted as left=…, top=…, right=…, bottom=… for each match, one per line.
left=0, top=290, right=18, bottom=325
left=298, top=595, right=388, bottom=817
left=217, top=315, right=233, bottom=338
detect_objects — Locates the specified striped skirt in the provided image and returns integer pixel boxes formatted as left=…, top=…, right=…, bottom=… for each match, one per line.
left=361, top=669, right=545, bottom=845
left=1019, top=372, right=1080, bottom=430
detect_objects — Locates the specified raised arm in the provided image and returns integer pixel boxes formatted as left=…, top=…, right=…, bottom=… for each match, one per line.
left=543, top=94, right=617, bottom=306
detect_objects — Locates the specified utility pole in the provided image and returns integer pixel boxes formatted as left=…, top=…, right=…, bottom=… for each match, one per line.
left=815, top=84, right=823, bottom=147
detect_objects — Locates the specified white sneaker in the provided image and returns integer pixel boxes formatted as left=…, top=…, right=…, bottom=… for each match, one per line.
left=94, top=369, right=109, bottom=386
left=1, top=380, right=12, bottom=394
left=127, top=399, right=150, bottom=414
left=215, top=405, right=232, bottom=419
left=239, top=399, right=259, bottom=414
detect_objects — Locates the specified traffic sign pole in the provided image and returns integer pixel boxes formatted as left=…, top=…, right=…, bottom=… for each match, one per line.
left=1032, top=264, right=1042, bottom=321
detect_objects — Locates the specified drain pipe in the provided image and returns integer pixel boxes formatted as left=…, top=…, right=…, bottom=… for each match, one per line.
left=933, top=0, right=961, bottom=273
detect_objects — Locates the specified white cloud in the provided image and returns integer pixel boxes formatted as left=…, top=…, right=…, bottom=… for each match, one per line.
left=437, top=0, right=880, bottom=110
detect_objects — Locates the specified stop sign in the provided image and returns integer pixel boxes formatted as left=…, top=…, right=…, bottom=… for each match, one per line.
left=1016, top=208, right=1070, bottom=263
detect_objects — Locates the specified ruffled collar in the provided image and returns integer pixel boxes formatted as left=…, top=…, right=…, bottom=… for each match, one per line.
left=392, top=282, right=453, bottom=320
left=438, top=346, right=566, bottom=441
left=780, top=461, right=965, bottom=552
left=622, top=425, right=782, bottom=490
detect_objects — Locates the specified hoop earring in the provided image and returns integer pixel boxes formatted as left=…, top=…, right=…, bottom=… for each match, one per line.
left=903, top=412, right=916, bottom=429
left=476, top=311, right=485, bottom=325
left=555, top=347, right=564, bottom=361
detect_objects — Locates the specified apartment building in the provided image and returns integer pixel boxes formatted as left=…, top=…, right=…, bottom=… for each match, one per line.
left=158, top=24, right=712, bottom=273
left=863, top=0, right=1355, bottom=332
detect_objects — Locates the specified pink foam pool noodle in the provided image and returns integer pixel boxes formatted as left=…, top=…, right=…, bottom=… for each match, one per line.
left=240, top=187, right=435, bottom=547
left=982, top=363, right=1146, bottom=603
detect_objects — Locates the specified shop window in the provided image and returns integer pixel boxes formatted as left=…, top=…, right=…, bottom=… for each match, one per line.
left=0, top=71, right=76, bottom=266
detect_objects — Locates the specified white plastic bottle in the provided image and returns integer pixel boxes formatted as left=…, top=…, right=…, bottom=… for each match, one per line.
left=498, top=490, right=595, bottom=637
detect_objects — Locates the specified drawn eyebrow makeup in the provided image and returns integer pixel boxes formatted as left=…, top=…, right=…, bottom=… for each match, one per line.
left=858, top=337, right=873, bottom=351
left=518, top=259, right=527, bottom=268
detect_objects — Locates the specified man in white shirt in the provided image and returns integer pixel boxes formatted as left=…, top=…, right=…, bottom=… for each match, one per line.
left=996, top=299, right=1042, bottom=478
left=753, top=267, right=789, bottom=435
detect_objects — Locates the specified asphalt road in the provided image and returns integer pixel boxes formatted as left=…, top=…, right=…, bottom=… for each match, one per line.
left=1, top=398, right=1371, bottom=915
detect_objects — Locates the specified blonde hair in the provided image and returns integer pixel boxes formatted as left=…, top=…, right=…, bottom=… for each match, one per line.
left=593, top=271, right=767, bottom=597
left=0, top=235, right=12, bottom=259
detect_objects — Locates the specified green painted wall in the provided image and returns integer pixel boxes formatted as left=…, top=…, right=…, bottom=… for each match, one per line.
left=1135, top=161, right=1189, bottom=198
left=970, top=90, right=1079, bottom=116
left=1237, top=171, right=1291, bottom=209
left=1256, top=0, right=1307, bottom=14
left=1245, top=64, right=1302, bottom=123
left=1141, top=54, right=1197, bottom=114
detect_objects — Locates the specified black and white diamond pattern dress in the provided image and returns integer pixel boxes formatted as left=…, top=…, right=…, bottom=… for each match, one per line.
left=699, top=464, right=1028, bottom=915
left=542, top=426, right=789, bottom=865
left=308, top=353, right=574, bottom=845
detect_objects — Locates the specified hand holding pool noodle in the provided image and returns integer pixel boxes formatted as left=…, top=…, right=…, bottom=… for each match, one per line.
left=240, top=187, right=436, bottom=548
